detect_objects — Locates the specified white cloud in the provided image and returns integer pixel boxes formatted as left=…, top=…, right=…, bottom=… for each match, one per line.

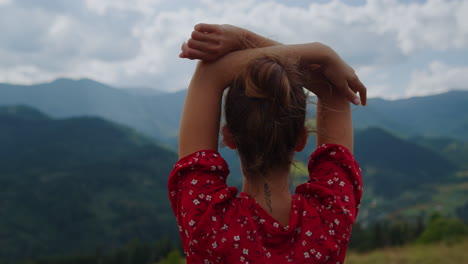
left=84, top=0, right=163, bottom=15
left=0, top=0, right=467, bottom=99
left=406, top=61, right=468, bottom=97
left=370, top=0, right=467, bottom=53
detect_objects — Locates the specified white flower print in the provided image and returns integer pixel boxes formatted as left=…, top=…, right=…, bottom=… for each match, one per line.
left=306, top=230, right=312, bottom=237
left=189, top=220, right=195, bottom=226
left=240, top=256, right=245, bottom=262
left=211, top=166, right=216, bottom=171
left=212, top=242, right=217, bottom=248
left=193, top=199, right=200, bottom=205
left=334, top=177, right=339, bottom=182
left=316, top=252, right=322, bottom=259
left=302, top=240, right=307, bottom=246
left=273, top=222, right=279, bottom=228
left=234, top=235, right=240, bottom=241
left=189, top=190, right=193, bottom=195
left=206, top=195, right=212, bottom=201
left=259, top=219, right=266, bottom=224
left=327, top=179, right=333, bottom=185
left=344, top=195, right=349, bottom=202
left=243, top=248, right=249, bottom=255
left=334, top=219, right=340, bottom=225
left=339, top=181, right=345, bottom=187
left=266, top=252, right=271, bottom=258
left=329, top=229, right=335, bottom=235
left=199, top=194, right=205, bottom=199
left=304, top=252, right=310, bottom=258
left=212, top=216, right=217, bottom=222
left=221, top=237, right=226, bottom=243
left=330, top=151, right=336, bottom=155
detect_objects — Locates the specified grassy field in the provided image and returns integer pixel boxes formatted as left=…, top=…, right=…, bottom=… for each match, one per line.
left=345, top=239, right=468, bottom=264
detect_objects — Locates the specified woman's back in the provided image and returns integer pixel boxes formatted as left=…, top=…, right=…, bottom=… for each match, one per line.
left=168, top=144, right=362, bottom=263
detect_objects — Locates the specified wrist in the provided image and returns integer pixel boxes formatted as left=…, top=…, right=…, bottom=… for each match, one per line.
left=237, top=27, right=255, bottom=50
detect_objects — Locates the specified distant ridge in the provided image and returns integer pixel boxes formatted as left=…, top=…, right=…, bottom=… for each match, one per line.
left=0, top=78, right=186, bottom=140
left=1, top=78, right=467, bottom=142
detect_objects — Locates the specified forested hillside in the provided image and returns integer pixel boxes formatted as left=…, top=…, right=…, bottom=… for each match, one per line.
left=0, top=106, right=179, bottom=263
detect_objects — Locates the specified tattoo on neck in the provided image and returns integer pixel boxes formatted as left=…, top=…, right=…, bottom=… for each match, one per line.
left=264, top=182, right=273, bottom=213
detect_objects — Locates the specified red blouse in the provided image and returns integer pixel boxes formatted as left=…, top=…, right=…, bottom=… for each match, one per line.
left=168, top=144, right=363, bottom=264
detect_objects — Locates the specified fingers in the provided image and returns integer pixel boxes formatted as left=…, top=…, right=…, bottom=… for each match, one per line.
left=345, top=87, right=361, bottom=105
left=348, top=76, right=367, bottom=106
left=187, top=38, right=217, bottom=52
left=194, top=23, right=220, bottom=33
left=191, top=30, right=218, bottom=43
left=180, top=42, right=216, bottom=61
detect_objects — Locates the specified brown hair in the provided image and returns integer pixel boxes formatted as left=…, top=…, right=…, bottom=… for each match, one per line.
left=224, top=55, right=307, bottom=177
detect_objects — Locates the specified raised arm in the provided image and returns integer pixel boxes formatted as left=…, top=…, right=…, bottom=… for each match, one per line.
left=302, top=58, right=367, bottom=153
left=178, top=24, right=366, bottom=158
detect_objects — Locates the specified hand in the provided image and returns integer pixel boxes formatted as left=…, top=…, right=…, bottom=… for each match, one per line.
left=179, top=23, right=245, bottom=61
left=321, top=58, right=367, bottom=106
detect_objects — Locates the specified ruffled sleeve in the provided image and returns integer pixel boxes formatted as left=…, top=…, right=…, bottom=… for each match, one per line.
left=295, top=144, right=363, bottom=253
left=167, top=150, right=238, bottom=245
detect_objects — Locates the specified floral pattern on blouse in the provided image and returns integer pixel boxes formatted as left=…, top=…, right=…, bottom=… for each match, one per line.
left=168, top=144, right=363, bottom=264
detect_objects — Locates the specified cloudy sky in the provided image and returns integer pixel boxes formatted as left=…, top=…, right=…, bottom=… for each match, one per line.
left=0, top=0, right=467, bottom=99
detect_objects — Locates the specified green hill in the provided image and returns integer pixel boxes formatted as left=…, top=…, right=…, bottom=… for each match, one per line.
left=409, top=135, right=468, bottom=170
left=291, top=127, right=466, bottom=223
left=0, top=106, right=179, bottom=263
left=1, top=79, right=467, bottom=142
left=351, top=91, right=468, bottom=141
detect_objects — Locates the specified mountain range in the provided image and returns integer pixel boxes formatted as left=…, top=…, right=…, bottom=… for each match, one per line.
left=1, top=78, right=468, bottom=142
left=0, top=79, right=467, bottom=262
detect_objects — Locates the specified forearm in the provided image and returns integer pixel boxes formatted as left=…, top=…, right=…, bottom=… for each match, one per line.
left=316, top=91, right=353, bottom=152
left=240, top=28, right=282, bottom=48
left=178, top=62, right=225, bottom=158
left=212, top=42, right=336, bottom=87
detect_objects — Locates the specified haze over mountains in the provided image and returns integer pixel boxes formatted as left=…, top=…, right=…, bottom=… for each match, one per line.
left=0, top=79, right=467, bottom=262
left=1, top=78, right=468, bottom=142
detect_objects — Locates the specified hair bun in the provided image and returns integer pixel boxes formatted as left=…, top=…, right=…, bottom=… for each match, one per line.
left=242, top=56, right=293, bottom=107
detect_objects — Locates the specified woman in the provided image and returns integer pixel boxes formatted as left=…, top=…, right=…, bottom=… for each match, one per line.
left=168, top=24, right=366, bottom=263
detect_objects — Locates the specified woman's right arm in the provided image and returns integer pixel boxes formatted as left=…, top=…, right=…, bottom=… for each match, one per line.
left=303, top=57, right=367, bottom=153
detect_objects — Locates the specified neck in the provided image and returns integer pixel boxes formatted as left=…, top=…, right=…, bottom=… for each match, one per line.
left=241, top=167, right=292, bottom=210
